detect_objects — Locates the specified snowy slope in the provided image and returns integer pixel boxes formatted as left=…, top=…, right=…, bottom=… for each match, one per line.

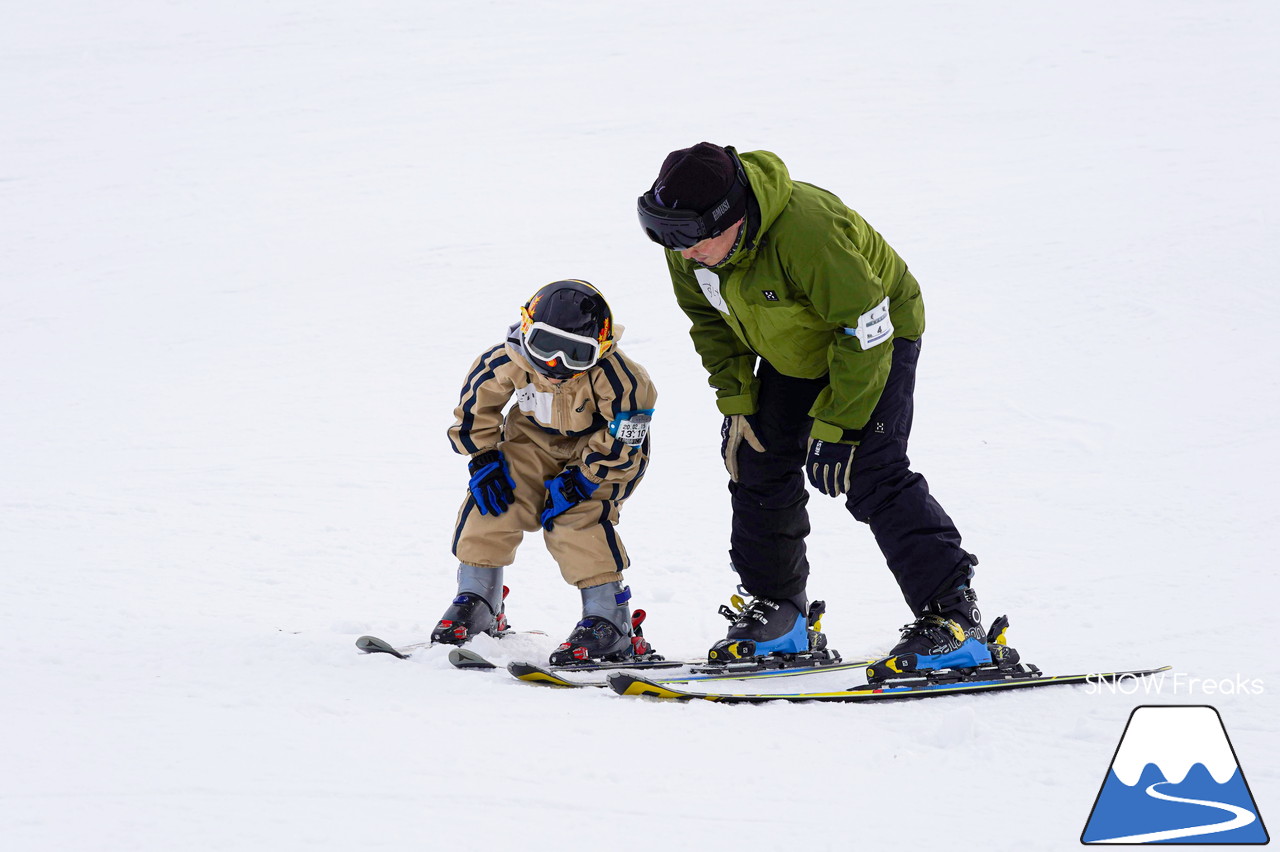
left=2, top=2, right=1277, bottom=850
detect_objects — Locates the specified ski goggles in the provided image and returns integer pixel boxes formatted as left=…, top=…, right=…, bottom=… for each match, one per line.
left=522, top=320, right=603, bottom=371
left=636, top=150, right=749, bottom=250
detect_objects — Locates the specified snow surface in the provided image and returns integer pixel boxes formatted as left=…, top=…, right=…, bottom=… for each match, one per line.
left=2, top=2, right=1277, bottom=850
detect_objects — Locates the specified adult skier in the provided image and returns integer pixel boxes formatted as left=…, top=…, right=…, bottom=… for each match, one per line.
left=636, top=142, right=1014, bottom=680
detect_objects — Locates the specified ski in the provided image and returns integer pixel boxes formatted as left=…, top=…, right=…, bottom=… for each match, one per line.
left=448, top=647, right=497, bottom=669
left=446, top=647, right=496, bottom=669
left=355, top=635, right=414, bottom=659
left=506, top=656, right=875, bottom=689
left=355, top=630, right=545, bottom=661
left=506, top=658, right=695, bottom=687
left=607, top=664, right=1172, bottom=703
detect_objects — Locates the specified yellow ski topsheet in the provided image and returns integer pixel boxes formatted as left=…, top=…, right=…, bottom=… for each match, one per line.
left=507, top=658, right=878, bottom=689
left=608, top=666, right=1174, bottom=703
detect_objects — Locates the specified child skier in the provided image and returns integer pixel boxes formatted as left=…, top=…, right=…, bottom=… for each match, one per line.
left=433, top=279, right=659, bottom=665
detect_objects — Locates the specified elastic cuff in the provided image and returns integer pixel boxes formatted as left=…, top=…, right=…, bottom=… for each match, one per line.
left=575, top=571, right=624, bottom=589
left=810, top=419, right=862, bottom=444
left=715, top=393, right=757, bottom=416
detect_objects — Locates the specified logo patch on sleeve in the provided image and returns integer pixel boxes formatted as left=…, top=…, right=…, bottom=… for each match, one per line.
left=609, top=409, right=655, bottom=446
left=762, top=290, right=779, bottom=301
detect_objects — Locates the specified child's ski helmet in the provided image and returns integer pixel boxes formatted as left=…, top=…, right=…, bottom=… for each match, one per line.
left=519, top=280, right=613, bottom=380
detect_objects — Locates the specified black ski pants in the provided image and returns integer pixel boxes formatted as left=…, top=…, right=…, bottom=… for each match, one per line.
left=728, top=337, right=970, bottom=615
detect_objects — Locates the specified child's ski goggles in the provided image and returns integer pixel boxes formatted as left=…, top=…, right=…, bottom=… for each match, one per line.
left=522, top=320, right=604, bottom=371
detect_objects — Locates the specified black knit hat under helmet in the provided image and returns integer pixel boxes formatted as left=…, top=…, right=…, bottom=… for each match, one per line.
left=652, top=142, right=740, bottom=213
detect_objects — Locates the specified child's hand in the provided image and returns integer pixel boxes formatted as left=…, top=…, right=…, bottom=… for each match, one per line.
left=467, top=450, right=516, bottom=515
left=539, top=467, right=598, bottom=531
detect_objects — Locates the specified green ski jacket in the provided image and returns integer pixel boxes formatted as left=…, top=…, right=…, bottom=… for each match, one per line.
left=664, top=148, right=926, bottom=443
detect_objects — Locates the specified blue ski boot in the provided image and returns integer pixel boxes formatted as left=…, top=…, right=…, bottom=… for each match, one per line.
left=866, top=584, right=1019, bottom=683
left=707, top=592, right=832, bottom=664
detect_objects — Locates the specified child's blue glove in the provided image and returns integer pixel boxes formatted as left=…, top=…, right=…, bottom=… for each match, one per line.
left=468, top=450, right=516, bottom=515
left=540, top=467, right=598, bottom=531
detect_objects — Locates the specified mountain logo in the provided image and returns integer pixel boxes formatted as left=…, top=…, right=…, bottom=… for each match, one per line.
left=1081, top=705, right=1269, bottom=844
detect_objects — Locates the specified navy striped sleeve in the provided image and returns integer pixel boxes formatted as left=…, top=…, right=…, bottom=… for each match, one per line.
left=451, top=344, right=511, bottom=454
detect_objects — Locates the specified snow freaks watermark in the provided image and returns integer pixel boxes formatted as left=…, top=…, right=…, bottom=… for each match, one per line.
left=1080, top=706, right=1269, bottom=844
left=1085, top=671, right=1265, bottom=697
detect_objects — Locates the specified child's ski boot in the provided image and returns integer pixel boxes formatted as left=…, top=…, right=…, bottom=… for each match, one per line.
left=707, top=592, right=836, bottom=667
left=549, top=582, right=660, bottom=666
left=430, top=563, right=509, bottom=645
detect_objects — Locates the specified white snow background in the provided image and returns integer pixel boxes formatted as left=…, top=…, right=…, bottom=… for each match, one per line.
left=2, top=2, right=1277, bottom=850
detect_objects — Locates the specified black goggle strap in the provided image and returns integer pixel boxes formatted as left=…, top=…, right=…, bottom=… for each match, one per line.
left=638, top=149, right=749, bottom=249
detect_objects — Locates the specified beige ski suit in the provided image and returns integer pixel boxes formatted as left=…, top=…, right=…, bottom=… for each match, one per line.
left=448, top=324, right=656, bottom=588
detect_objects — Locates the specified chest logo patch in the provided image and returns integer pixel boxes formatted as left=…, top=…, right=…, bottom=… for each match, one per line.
left=513, top=383, right=555, bottom=423
left=694, top=268, right=731, bottom=315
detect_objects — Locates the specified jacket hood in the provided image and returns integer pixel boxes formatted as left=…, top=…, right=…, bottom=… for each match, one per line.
left=735, top=148, right=793, bottom=244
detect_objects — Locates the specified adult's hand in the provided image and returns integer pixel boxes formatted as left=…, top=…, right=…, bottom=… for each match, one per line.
left=805, top=438, right=856, bottom=497
left=721, top=414, right=766, bottom=481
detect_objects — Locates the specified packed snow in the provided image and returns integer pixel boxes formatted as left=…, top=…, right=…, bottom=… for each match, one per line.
left=2, top=2, right=1276, bottom=850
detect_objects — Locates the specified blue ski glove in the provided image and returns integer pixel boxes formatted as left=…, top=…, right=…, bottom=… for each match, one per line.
left=468, top=450, right=516, bottom=515
left=806, top=438, right=857, bottom=497
left=540, top=467, right=599, bottom=531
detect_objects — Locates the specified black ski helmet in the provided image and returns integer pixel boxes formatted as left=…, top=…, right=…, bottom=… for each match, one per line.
left=519, top=279, right=613, bottom=380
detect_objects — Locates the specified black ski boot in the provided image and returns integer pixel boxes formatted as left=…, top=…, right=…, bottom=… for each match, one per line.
left=430, top=563, right=509, bottom=645
left=707, top=592, right=832, bottom=663
left=549, top=582, right=659, bottom=666
left=867, top=581, right=1019, bottom=683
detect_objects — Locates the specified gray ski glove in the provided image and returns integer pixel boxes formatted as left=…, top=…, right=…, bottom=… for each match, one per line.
left=806, top=437, right=856, bottom=496
left=721, top=414, right=766, bottom=481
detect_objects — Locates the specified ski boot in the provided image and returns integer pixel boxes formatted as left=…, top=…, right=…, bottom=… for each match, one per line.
left=866, top=583, right=1020, bottom=684
left=707, top=591, right=835, bottom=666
left=985, top=614, right=1021, bottom=670
left=549, top=582, right=660, bottom=666
left=430, top=563, right=509, bottom=645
